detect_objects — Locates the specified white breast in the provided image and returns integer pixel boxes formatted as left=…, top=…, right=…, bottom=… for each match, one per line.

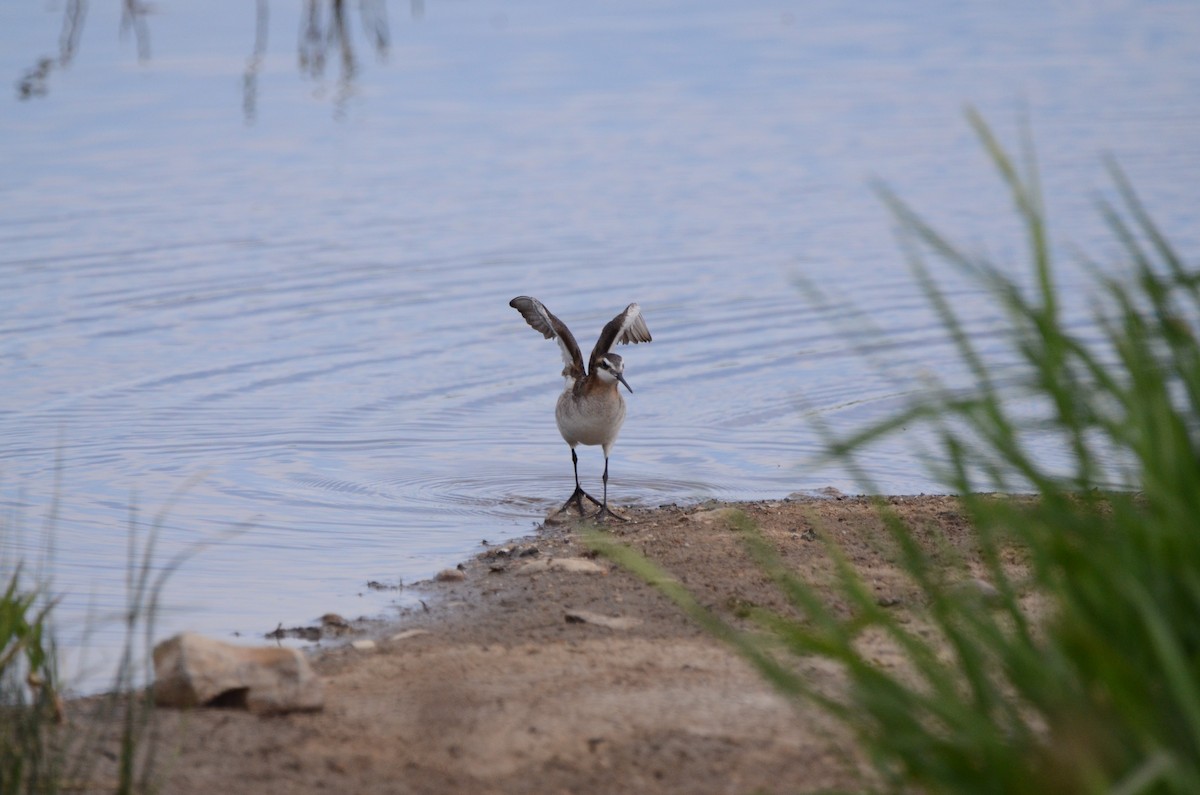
left=555, top=389, right=627, bottom=455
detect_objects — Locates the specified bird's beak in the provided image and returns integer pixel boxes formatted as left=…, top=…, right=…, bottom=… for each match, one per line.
left=616, top=372, right=633, bottom=393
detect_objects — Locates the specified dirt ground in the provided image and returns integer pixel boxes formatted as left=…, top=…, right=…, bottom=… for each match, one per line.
left=66, top=494, right=987, bottom=794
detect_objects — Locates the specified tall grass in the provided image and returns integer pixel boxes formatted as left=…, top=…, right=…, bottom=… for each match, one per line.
left=1, top=565, right=60, bottom=794
left=593, top=113, right=1200, bottom=793
left=1, top=481, right=210, bottom=794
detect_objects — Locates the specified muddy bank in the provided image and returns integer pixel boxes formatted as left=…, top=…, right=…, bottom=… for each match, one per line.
left=67, top=494, right=980, bottom=794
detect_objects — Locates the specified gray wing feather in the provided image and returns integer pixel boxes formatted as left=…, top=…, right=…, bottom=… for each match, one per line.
left=588, top=303, right=652, bottom=372
left=509, top=296, right=585, bottom=379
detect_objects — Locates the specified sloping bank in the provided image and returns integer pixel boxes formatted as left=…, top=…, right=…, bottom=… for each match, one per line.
left=69, top=494, right=982, bottom=795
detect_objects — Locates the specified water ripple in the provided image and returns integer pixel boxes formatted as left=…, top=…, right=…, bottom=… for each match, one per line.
left=3, top=0, right=1197, bottom=692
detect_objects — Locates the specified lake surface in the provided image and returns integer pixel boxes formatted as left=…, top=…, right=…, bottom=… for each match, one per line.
left=2, top=0, right=1198, bottom=691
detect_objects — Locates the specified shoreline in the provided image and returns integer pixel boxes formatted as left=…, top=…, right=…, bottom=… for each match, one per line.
left=67, top=493, right=978, bottom=794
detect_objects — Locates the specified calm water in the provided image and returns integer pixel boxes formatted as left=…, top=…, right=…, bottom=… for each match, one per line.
left=2, top=0, right=1198, bottom=690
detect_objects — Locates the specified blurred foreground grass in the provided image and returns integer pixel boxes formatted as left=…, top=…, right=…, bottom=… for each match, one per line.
left=2, top=489, right=201, bottom=794
left=593, top=113, right=1200, bottom=794
left=1, top=564, right=59, bottom=794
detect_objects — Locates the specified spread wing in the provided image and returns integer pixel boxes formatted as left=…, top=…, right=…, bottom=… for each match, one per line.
left=509, top=296, right=585, bottom=381
left=588, top=303, right=652, bottom=373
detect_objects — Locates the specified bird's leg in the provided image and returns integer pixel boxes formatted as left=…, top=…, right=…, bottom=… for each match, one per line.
left=591, top=456, right=627, bottom=522
left=560, top=448, right=601, bottom=515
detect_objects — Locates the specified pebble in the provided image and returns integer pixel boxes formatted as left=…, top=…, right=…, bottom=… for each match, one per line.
left=960, top=577, right=1002, bottom=604
left=689, top=507, right=740, bottom=523
left=564, top=610, right=642, bottom=630
left=351, top=639, right=377, bottom=652
left=485, top=543, right=540, bottom=559
left=435, top=568, right=467, bottom=582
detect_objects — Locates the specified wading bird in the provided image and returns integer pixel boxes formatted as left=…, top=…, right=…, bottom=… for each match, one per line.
left=509, top=296, right=652, bottom=521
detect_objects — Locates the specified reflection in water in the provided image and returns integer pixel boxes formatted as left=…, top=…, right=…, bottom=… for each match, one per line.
left=243, top=0, right=269, bottom=125
left=119, top=0, right=152, bottom=61
left=298, top=0, right=390, bottom=120
left=16, top=0, right=395, bottom=120
left=16, top=0, right=86, bottom=100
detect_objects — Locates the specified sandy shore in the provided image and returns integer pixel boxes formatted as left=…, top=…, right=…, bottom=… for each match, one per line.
left=66, top=494, right=981, bottom=794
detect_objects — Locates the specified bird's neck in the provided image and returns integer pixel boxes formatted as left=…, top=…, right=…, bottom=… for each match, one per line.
left=576, top=375, right=619, bottom=399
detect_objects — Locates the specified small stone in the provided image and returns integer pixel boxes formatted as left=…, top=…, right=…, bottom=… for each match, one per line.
left=389, top=629, right=430, bottom=642
left=690, top=507, right=740, bottom=524
left=488, top=544, right=540, bottom=559
left=152, top=633, right=323, bottom=714
left=351, top=639, right=376, bottom=652
left=959, top=577, right=1002, bottom=605
left=564, top=610, right=642, bottom=630
left=264, top=623, right=321, bottom=642
left=435, top=568, right=466, bottom=582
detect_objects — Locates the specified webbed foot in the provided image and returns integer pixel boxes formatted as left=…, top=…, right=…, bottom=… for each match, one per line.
left=559, top=486, right=602, bottom=516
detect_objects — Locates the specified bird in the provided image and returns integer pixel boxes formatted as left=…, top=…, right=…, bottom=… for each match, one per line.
left=509, top=296, right=652, bottom=521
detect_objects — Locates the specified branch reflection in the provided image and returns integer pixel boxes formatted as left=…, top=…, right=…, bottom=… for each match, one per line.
left=119, top=0, right=152, bottom=61
left=297, top=0, right=390, bottom=120
left=17, top=0, right=400, bottom=121
left=244, top=0, right=270, bottom=124
left=16, top=0, right=86, bottom=100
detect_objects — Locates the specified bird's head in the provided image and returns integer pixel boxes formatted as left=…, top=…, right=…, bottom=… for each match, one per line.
left=594, top=353, right=632, bottom=392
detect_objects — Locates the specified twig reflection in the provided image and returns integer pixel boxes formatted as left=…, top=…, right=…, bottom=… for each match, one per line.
left=243, top=0, right=270, bottom=124
left=119, top=0, right=152, bottom=61
left=299, top=0, right=390, bottom=119
left=18, top=0, right=397, bottom=119
left=16, top=0, right=86, bottom=100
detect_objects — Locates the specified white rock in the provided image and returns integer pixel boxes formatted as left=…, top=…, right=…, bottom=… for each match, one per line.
left=351, top=639, right=377, bottom=652
left=689, top=507, right=740, bottom=523
left=152, top=633, right=324, bottom=714
left=955, top=577, right=1003, bottom=606
left=519, top=557, right=606, bottom=575
left=389, top=629, right=430, bottom=642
